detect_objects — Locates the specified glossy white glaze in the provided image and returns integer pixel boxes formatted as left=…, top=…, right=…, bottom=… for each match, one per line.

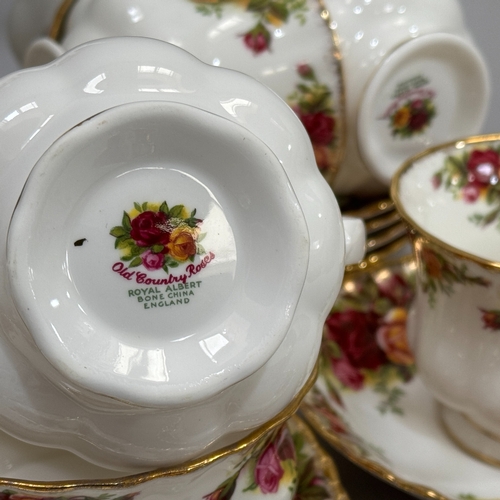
left=0, top=37, right=363, bottom=470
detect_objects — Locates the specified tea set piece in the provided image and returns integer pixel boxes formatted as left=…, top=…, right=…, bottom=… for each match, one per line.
left=8, top=100, right=310, bottom=408
left=323, top=0, right=490, bottom=196
left=14, top=0, right=346, bottom=190
left=0, top=36, right=364, bottom=470
left=392, top=135, right=500, bottom=466
left=0, top=414, right=347, bottom=500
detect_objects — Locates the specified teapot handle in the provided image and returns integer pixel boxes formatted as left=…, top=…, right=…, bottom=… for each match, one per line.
left=342, top=216, right=365, bottom=265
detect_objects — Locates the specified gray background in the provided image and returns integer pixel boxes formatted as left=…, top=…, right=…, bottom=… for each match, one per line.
left=0, top=1, right=498, bottom=498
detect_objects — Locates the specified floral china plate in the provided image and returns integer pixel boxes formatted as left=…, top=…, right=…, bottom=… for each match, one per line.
left=301, top=257, right=500, bottom=500
left=0, top=415, right=348, bottom=500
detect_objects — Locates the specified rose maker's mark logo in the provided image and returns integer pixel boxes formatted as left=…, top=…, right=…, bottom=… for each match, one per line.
left=380, top=75, right=437, bottom=139
left=110, top=201, right=206, bottom=274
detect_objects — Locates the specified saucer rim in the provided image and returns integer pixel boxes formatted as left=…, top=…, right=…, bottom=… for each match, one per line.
left=301, top=390, right=451, bottom=500
left=0, top=365, right=317, bottom=490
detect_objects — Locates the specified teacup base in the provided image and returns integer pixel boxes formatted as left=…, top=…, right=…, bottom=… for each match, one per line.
left=440, top=404, right=500, bottom=468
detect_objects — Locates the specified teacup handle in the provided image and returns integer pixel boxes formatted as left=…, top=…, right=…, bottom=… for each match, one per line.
left=342, top=216, right=365, bottom=265
left=24, top=37, right=64, bottom=68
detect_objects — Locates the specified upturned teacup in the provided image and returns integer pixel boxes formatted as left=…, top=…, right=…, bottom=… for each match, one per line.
left=392, top=135, right=500, bottom=465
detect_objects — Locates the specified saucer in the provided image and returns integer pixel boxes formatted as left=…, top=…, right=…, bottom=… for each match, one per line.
left=301, top=330, right=500, bottom=500
left=0, top=415, right=348, bottom=500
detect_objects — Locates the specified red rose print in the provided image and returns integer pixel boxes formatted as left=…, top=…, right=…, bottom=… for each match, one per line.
left=325, top=310, right=387, bottom=372
left=110, top=200, right=207, bottom=275
left=254, top=443, right=284, bottom=494
left=299, top=111, right=335, bottom=146
left=466, top=149, right=500, bottom=186
left=408, top=111, right=428, bottom=131
left=130, top=210, right=170, bottom=247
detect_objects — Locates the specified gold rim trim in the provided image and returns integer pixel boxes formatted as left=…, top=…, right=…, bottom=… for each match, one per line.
left=317, top=0, right=347, bottom=185
left=0, top=363, right=318, bottom=492
left=391, top=133, right=500, bottom=272
left=439, top=407, right=500, bottom=469
left=49, top=0, right=76, bottom=41
left=300, top=396, right=453, bottom=500
left=292, top=416, right=350, bottom=500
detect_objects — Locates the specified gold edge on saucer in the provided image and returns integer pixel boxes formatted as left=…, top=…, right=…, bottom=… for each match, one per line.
left=291, top=415, right=350, bottom=500
left=300, top=394, right=452, bottom=500
left=0, top=363, right=319, bottom=492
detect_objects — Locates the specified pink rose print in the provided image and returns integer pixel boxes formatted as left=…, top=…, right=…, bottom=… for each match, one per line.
left=432, top=146, right=500, bottom=229
left=141, top=249, right=165, bottom=271
left=243, top=23, right=270, bottom=54
left=330, top=356, right=364, bottom=390
left=254, top=443, right=284, bottom=494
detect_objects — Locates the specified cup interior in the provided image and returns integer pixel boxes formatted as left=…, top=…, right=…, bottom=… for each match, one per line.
left=392, top=136, right=500, bottom=264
